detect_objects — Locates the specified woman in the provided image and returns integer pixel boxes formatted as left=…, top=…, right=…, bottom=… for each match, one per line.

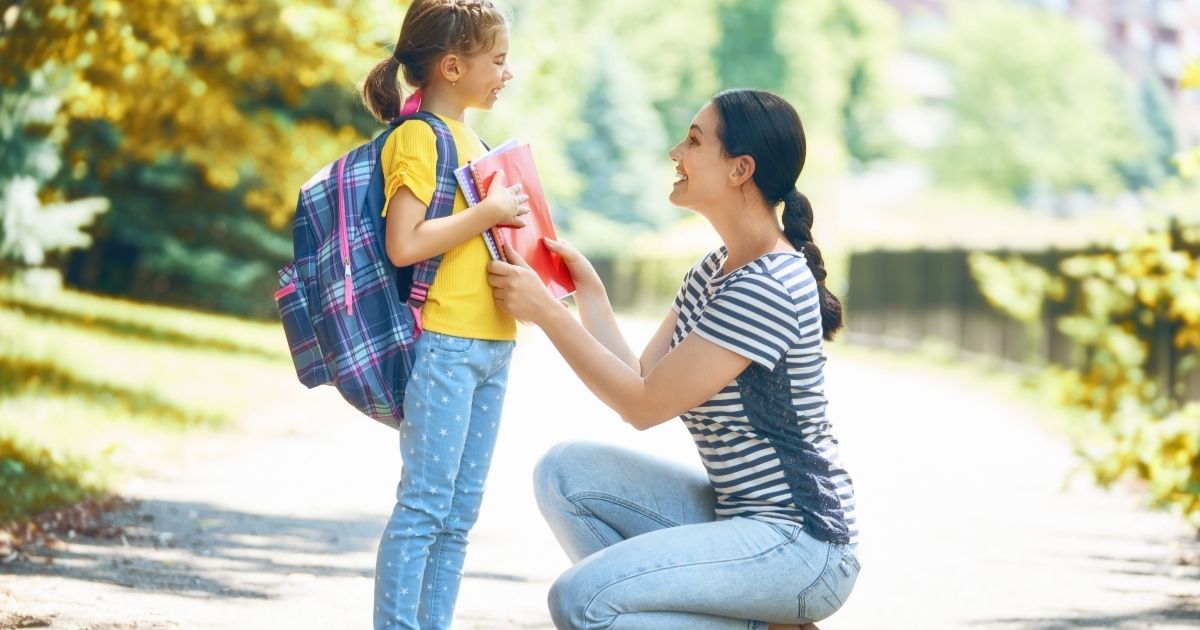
left=487, top=89, right=859, bottom=630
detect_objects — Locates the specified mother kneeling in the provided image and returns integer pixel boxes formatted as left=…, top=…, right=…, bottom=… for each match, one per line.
left=488, top=89, right=860, bottom=630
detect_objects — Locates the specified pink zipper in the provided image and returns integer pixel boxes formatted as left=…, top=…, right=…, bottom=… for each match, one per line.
left=336, top=156, right=354, bottom=316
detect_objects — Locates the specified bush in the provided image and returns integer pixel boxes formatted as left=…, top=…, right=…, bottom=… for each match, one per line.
left=971, top=222, right=1200, bottom=526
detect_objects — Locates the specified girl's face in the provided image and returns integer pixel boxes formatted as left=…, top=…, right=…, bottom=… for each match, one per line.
left=457, top=26, right=513, bottom=110
left=667, top=102, right=734, bottom=211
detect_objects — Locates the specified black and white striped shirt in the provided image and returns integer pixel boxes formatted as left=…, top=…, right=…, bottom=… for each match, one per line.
left=672, top=248, right=858, bottom=545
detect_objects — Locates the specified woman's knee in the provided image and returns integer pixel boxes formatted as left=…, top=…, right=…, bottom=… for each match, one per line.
left=547, top=566, right=599, bottom=630
left=533, top=441, right=605, bottom=506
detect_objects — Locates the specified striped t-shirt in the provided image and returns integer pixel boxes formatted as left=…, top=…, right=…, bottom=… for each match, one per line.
left=671, top=247, right=858, bottom=545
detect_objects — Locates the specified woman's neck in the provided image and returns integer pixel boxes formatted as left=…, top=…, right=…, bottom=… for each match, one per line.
left=706, top=196, right=790, bottom=274
left=418, top=84, right=467, bottom=122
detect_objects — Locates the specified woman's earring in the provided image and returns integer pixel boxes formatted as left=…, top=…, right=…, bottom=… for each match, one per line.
left=452, top=81, right=457, bottom=86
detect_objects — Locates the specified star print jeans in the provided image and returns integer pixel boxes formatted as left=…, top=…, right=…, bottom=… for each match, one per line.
left=374, top=331, right=515, bottom=630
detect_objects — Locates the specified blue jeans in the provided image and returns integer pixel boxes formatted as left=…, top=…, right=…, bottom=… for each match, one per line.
left=533, top=442, right=860, bottom=629
left=374, top=331, right=514, bottom=630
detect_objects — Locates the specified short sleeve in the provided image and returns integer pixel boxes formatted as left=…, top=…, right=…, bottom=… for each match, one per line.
left=673, top=250, right=722, bottom=314
left=380, top=121, right=439, bottom=216
left=692, top=272, right=801, bottom=369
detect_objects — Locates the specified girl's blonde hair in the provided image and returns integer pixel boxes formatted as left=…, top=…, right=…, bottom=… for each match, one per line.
left=361, top=0, right=508, bottom=123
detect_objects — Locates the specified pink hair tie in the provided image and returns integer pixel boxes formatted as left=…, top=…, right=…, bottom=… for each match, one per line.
left=399, top=89, right=422, bottom=117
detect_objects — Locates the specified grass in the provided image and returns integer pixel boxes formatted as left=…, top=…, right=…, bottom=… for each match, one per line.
left=0, top=280, right=296, bottom=522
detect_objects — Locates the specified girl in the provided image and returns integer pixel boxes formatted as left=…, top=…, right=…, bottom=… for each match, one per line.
left=360, top=1, right=528, bottom=628
left=488, top=89, right=859, bottom=629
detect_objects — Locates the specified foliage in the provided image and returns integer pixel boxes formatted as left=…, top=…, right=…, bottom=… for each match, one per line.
left=565, top=37, right=675, bottom=236
left=970, top=224, right=1200, bottom=527
left=929, top=0, right=1149, bottom=197
left=714, top=0, right=788, bottom=93
left=1119, top=77, right=1178, bottom=190
left=775, top=0, right=904, bottom=177
left=0, top=0, right=402, bottom=314
left=0, top=433, right=100, bottom=521
left=1173, top=61, right=1200, bottom=178
left=0, top=0, right=401, bottom=225
left=0, top=67, right=107, bottom=270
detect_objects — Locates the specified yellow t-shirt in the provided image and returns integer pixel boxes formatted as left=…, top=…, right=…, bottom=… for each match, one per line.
left=380, top=115, right=516, bottom=341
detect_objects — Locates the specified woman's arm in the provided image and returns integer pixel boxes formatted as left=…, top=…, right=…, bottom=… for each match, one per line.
left=522, top=303, right=748, bottom=430
left=385, top=172, right=528, bottom=268
left=489, top=248, right=750, bottom=429
left=544, top=239, right=674, bottom=376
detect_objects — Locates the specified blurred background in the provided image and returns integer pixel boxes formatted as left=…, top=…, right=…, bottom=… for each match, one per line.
left=1, top=0, right=1199, bottom=627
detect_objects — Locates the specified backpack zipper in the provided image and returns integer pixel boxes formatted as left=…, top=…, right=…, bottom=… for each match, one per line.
left=336, top=155, right=355, bottom=316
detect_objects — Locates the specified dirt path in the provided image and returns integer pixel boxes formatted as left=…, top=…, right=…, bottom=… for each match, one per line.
left=2, top=322, right=1198, bottom=629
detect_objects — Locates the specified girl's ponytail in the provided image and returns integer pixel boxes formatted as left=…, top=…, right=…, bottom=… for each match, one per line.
left=782, top=189, right=843, bottom=341
left=361, top=56, right=405, bottom=123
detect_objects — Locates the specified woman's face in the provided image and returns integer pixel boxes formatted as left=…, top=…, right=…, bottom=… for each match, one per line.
left=668, top=102, right=733, bottom=211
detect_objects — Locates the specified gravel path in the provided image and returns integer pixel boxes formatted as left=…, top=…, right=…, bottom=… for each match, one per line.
left=2, top=320, right=1197, bottom=629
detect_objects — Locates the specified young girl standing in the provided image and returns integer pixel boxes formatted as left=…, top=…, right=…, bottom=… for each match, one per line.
left=359, top=1, right=527, bottom=628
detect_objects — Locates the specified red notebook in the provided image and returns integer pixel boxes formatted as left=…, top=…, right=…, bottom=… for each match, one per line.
left=467, top=144, right=575, bottom=300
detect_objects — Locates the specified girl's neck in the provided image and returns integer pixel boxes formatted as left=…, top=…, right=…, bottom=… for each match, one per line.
left=418, top=84, right=468, bottom=122
left=706, top=196, right=790, bottom=274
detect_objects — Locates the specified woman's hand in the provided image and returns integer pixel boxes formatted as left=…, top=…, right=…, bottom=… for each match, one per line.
left=542, top=238, right=604, bottom=299
left=487, top=243, right=563, bottom=326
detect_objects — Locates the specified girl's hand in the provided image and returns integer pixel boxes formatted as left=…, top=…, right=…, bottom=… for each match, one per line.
left=542, top=238, right=604, bottom=298
left=484, top=170, right=530, bottom=228
left=488, top=243, right=562, bottom=326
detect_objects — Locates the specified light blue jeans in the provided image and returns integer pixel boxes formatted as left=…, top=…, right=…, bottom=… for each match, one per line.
left=374, top=331, right=514, bottom=630
left=533, top=441, right=860, bottom=629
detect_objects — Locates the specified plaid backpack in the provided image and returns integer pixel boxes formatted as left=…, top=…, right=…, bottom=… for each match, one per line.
left=274, top=112, right=459, bottom=429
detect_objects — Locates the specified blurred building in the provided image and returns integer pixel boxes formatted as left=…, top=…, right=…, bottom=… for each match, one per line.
left=884, top=0, right=1200, bottom=147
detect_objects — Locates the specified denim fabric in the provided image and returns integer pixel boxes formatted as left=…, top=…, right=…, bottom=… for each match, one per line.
left=374, top=331, right=514, bottom=630
left=534, top=442, right=859, bottom=629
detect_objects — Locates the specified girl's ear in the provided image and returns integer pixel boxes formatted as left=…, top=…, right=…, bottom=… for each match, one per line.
left=729, top=155, right=756, bottom=187
left=438, top=53, right=464, bottom=83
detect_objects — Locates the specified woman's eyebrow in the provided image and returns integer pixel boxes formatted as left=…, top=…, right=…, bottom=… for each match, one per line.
left=690, top=125, right=703, bottom=136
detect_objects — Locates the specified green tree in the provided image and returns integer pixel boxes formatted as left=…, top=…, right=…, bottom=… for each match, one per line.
left=564, top=38, right=676, bottom=253
left=714, top=0, right=787, bottom=93
left=0, top=0, right=404, bottom=313
left=1118, top=77, right=1178, bottom=189
left=0, top=68, right=107, bottom=282
left=930, top=0, right=1149, bottom=196
left=776, top=0, right=904, bottom=177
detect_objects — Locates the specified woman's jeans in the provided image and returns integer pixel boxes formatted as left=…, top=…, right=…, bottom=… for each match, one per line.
left=533, top=441, right=860, bottom=630
left=374, top=332, right=514, bottom=630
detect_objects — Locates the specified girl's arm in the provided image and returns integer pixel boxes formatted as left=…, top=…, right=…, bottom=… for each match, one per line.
left=385, top=172, right=527, bottom=268
left=489, top=247, right=750, bottom=430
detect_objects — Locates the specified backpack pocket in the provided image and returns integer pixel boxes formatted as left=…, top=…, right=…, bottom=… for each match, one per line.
left=275, top=264, right=332, bottom=388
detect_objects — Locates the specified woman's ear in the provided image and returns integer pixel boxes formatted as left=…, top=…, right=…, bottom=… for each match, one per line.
left=438, top=53, right=463, bottom=84
left=729, top=155, right=756, bottom=187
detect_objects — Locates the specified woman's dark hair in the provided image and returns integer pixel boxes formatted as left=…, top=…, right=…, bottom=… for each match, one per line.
left=711, top=88, right=844, bottom=341
left=361, top=0, right=508, bottom=123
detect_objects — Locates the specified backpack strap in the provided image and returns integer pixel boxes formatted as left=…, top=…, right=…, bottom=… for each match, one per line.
left=379, top=112, right=461, bottom=313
